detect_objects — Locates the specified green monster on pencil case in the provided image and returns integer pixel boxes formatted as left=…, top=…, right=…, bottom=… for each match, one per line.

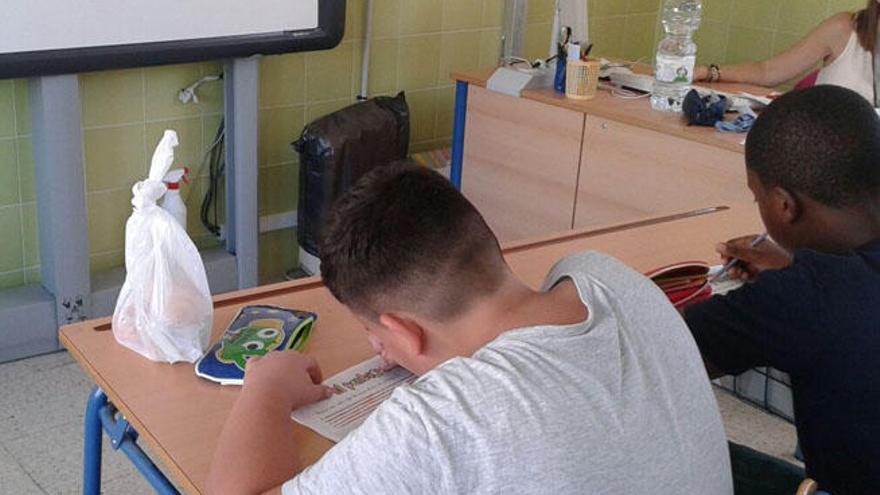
left=195, top=306, right=317, bottom=385
left=216, top=318, right=312, bottom=370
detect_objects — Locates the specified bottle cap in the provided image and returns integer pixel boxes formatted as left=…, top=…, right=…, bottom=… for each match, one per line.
left=162, top=167, right=189, bottom=186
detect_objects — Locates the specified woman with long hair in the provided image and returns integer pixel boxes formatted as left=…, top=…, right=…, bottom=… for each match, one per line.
left=694, top=0, right=878, bottom=102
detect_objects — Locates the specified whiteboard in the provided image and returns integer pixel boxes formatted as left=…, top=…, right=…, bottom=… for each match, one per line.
left=0, top=0, right=344, bottom=78
left=2, top=0, right=318, bottom=54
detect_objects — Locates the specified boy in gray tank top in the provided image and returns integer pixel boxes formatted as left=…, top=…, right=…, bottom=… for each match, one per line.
left=208, top=164, right=733, bottom=495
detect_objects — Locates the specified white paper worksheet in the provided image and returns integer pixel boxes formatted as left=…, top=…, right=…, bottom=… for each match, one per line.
left=291, top=356, right=416, bottom=442
left=708, top=265, right=746, bottom=295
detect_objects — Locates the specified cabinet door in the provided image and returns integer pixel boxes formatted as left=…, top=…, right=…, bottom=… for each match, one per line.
left=575, top=116, right=752, bottom=229
left=461, top=86, right=585, bottom=244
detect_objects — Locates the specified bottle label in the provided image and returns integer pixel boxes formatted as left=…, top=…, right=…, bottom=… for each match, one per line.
left=655, top=54, right=696, bottom=84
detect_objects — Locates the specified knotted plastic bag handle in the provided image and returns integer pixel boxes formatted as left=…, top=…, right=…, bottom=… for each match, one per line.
left=131, top=130, right=178, bottom=210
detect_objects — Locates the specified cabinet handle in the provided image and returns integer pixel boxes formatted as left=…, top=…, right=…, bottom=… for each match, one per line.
left=600, top=122, right=609, bottom=130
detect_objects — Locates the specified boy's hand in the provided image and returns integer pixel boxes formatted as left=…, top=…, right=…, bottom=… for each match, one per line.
left=209, top=352, right=330, bottom=494
left=717, top=235, right=793, bottom=281
left=243, top=351, right=334, bottom=411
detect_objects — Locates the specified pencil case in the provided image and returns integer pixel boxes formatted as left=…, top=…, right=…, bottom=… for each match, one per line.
left=195, top=305, right=317, bottom=385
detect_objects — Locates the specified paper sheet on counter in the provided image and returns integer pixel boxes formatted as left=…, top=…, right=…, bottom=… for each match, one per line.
left=292, top=356, right=416, bottom=442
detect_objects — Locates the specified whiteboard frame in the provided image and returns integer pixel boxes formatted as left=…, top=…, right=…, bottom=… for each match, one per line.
left=0, top=0, right=345, bottom=78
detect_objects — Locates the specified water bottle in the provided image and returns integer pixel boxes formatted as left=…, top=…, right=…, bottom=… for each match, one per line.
left=651, top=0, right=702, bottom=112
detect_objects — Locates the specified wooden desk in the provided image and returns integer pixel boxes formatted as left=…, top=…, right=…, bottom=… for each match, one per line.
left=454, top=67, right=768, bottom=154
left=61, top=205, right=762, bottom=494
left=450, top=67, right=770, bottom=244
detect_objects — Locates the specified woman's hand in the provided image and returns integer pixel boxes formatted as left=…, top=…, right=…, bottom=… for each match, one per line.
left=693, top=64, right=710, bottom=82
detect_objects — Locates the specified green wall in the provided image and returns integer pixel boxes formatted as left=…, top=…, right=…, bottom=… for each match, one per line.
left=0, top=0, right=871, bottom=289
left=588, top=0, right=663, bottom=63
left=585, top=0, right=869, bottom=68
left=0, top=79, right=34, bottom=289
left=0, top=66, right=227, bottom=289
left=696, top=0, right=868, bottom=67
left=524, top=0, right=662, bottom=65
left=0, top=0, right=508, bottom=288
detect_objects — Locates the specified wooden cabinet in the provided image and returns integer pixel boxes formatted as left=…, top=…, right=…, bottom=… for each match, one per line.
left=575, top=116, right=752, bottom=229
left=461, top=86, right=585, bottom=244
left=460, top=86, right=754, bottom=244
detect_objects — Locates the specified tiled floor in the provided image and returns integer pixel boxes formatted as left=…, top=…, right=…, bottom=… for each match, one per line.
left=0, top=352, right=153, bottom=494
left=0, top=351, right=799, bottom=494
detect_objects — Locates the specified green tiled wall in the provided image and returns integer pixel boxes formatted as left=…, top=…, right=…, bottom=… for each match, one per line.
left=524, top=0, right=661, bottom=65
left=4, top=0, right=865, bottom=289
left=85, top=64, right=224, bottom=275
left=585, top=0, right=868, bottom=77
left=0, top=80, right=41, bottom=290
left=524, top=0, right=557, bottom=62
left=696, top=0, right=868, bottom=69
left=256, top=0, right=506, bottom=280
left=589, top=0, right=663, bottom=63
left=0, top=0, right=506, bottom=288
left=524, top=0, right=662, bottom=64
left=1, top=64, right=226, bottom=290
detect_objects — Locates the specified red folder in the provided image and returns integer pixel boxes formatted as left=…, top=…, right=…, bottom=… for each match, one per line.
left=645, top=261, right=712, bottom=308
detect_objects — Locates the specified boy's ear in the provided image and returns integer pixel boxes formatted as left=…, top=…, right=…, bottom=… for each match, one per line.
left=378, top=313, right=425, bottom=356
left=770, top=186, right=801, bottom=224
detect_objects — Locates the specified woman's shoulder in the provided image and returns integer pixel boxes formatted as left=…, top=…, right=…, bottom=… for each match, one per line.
left=821, top=11, right=857, bottom=37
left=811, top=11, right=857, bottom=54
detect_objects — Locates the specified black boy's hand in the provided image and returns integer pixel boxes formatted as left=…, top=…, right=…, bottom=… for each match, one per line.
left=717, top=235, right=793, bottom=281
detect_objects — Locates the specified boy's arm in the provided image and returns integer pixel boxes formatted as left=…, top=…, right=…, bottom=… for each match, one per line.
left=684, top=293, right=766, bottom=376
left=702, top=359, right=727, bottom=380
left=683, top=261, right=819, bottom=376
left=207, top=352, right=333, bottom=495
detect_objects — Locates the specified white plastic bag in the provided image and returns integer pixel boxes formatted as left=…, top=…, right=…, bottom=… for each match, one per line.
left=112, top=130, right=213, bottom=363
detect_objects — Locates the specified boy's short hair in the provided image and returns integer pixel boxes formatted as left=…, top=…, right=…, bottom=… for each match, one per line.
left=745, top=85, right=880, bottom=207
left=319, top=162, right=506, bottom=321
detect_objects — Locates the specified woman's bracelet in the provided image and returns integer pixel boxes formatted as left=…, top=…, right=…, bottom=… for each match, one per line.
left=708, top=64, right=721, bottom=83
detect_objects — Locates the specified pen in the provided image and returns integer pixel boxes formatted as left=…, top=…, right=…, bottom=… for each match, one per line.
left=709, top=233, right=769, bottom=283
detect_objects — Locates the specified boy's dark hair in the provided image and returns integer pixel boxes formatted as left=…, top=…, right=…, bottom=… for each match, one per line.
left=319, top=162, right=506, bottom=321
left=745, top=85, right=880, bottom=207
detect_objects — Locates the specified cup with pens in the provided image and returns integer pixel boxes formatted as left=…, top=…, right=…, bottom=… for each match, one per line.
left=564, top=43, right=600, bottom=100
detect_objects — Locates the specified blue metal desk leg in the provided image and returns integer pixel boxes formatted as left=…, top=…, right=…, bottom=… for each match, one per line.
left=450, top=80, right=469, bottom=190
left=83, top=386, right=179, bottom=495
left=83, top=387, right=105, bottom=495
